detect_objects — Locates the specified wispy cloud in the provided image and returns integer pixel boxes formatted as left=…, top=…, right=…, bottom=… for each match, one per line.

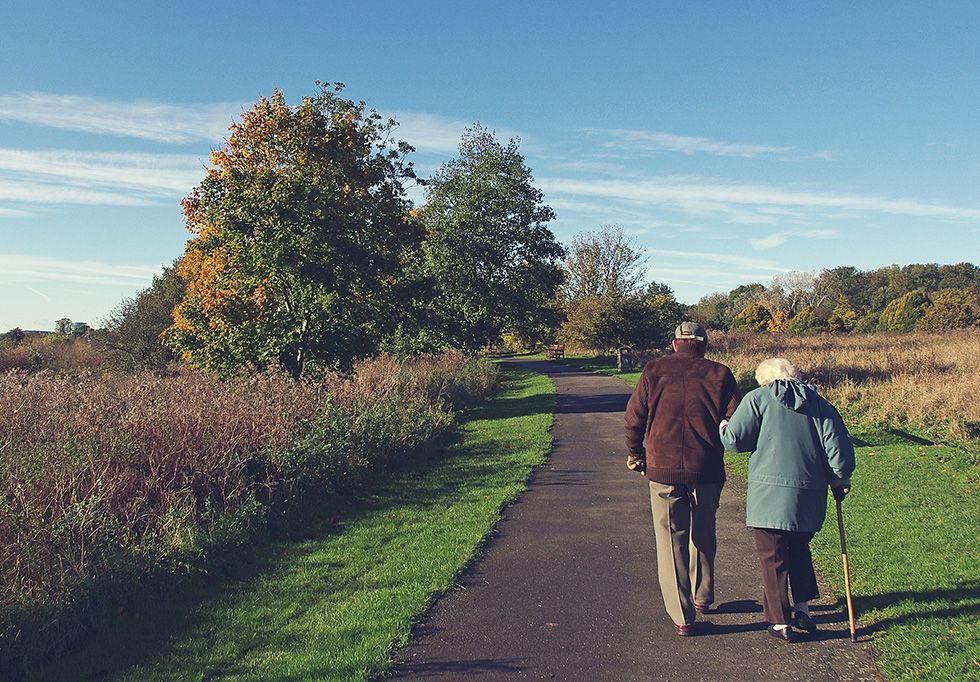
left=0, top=254, right=161, bottom=287
left=751, top=228, right=838, bottom=250
left=538, top=176, right=980, bottom=221
left=590, top=128, right=794, bottom=158
left=750, top=233, right=789, bottom=250
left=0, top=179, right=156, bottom=206
left=0, top=92, right=240, bottom=143
left=646, top=248, right=792, bottom=274
left=0, top=148, right=205, bottom=196
left=390, top=111, right=524, bottom=157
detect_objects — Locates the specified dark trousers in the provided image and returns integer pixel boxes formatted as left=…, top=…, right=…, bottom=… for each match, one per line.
left=752, top=528, right=820, bottom=625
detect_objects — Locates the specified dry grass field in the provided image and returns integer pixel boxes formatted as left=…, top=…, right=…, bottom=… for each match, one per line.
left=708, top=331, right=980, bottom=442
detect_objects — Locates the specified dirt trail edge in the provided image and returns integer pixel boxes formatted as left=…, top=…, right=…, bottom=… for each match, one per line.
left=388, top=359, right=879, bottom=681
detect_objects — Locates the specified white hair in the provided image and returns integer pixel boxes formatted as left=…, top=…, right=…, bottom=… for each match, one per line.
left=755, top=358, right=801, bottom=385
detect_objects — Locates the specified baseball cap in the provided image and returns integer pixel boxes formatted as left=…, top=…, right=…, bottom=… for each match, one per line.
left=675, top=321, right=708, bottom=342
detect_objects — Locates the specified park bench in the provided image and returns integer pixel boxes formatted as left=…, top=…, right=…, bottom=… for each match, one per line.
left=545, top=343, right=565, bottom=359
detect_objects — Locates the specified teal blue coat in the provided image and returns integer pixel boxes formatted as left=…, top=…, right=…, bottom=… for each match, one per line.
left=720, top=379, right=855, bottom=532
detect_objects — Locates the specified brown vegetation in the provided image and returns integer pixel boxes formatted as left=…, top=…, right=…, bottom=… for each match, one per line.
left=708, top=331, right=980, bottom=440
left=0, top=351, right=496, bottom=676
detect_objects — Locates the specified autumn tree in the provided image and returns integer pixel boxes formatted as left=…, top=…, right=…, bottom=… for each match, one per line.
left=166, top=84, right=420, bottom=377
left=418, top=125, right=564, bottom=351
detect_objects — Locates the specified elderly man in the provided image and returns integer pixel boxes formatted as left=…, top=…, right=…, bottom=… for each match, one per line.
left=624, top=322, right=740, bottom=635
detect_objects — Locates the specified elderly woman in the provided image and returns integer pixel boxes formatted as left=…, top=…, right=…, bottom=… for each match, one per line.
left=720, top=358, right=855, bottom=643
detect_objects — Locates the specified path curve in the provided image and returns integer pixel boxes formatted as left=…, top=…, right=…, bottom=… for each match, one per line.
left=389, top=359, right=879, bottom=681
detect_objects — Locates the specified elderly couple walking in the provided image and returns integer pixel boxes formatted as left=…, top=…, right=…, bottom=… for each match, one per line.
left=624, top=322, right=855, bottom=642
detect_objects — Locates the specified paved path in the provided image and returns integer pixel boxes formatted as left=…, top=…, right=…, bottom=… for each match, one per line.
left=390, top=360, right=880, bottom=681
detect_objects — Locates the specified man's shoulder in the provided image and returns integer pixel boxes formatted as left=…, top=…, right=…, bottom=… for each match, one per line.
left=702, top=356, right=736, bottom=375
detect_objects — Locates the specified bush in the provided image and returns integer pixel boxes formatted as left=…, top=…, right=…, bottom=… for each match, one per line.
left=916, top=288, right=978, bottom=331
left=0, top=352, right=496, bottom=677
left=731, top=303, right=772, bottom=332
left=785, top=307, right=825, bottom=335
left=879, top=289, right=929, bottom=332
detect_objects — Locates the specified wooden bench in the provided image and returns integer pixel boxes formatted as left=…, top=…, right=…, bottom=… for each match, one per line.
left=545, top=343, right=565, bottom=359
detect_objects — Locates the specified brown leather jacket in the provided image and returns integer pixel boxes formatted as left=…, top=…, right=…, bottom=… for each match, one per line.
left=624, top=347, right=740, bottom=485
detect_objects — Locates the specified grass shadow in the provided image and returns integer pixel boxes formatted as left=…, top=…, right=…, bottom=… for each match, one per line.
left=852, top=579, right=980, bottom=636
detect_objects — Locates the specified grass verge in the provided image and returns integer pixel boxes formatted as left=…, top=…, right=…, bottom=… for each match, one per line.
left=36, top=364, right=555, bottom=682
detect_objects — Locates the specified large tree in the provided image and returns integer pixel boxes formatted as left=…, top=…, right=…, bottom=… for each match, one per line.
left=419, top=125, right=564, bottom=351
left=166, top=84, right=420, bottom=377
left=558, top=225, right=681, bottom=351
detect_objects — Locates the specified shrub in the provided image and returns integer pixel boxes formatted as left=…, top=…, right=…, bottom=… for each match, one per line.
left=785, top=307, right=825, bottom=335
left=731, top=303, right=772, bottom=332
left=916, top=288, right=978, bottom=331
left=879, top=289, right=929, bottom=332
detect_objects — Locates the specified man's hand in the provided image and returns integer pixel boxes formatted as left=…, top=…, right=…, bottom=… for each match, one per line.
left=830, top=478, right=851, bottom=501
left=626, top=454, right=646, bottom=474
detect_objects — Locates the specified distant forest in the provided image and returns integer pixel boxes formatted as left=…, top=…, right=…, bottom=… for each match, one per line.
left=686, top=262, right=979, bottom=334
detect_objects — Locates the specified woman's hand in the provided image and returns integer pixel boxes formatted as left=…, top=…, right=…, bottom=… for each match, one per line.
left=830, top=477, right=851, bottom=500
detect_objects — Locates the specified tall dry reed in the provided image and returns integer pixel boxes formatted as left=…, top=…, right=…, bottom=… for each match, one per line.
left=708, top=331, right=980, bottom=439
left=0, top=351, right=496, bottom=677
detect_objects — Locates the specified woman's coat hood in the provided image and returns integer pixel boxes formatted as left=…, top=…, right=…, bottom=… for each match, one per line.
left=765, top=379, right=821, bottom=417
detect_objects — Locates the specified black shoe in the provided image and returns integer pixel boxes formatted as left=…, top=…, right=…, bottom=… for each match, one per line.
left=768, top=625, right=795, bottom=642
left=694, top=603, right=711, bottom=615
left=674, top=623, right=696, bottom=637
left=792, top=611, right=817, bottom=634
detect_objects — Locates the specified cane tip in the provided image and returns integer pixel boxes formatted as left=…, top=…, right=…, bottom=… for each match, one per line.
left=850, top=634, right=858, bottom=643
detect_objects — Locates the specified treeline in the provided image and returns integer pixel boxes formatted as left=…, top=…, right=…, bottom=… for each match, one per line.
left=687, top=263, right=979, bottom=334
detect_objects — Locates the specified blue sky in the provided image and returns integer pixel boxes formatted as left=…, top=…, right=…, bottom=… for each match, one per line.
left=1, top=1, right=978, bottom=331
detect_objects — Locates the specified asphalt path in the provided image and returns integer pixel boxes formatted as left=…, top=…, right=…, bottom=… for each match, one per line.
left=389, top=359, right=880, bottom=681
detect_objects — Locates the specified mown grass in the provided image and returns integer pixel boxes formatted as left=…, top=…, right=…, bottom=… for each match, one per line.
left=37, top=364, right=555, bottom=682
left=551, top=350, right=979, bottom=680
left=728, top=442, right=978, bottom=681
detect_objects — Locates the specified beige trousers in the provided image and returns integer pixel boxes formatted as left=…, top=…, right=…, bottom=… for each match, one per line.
left=648, top=480, right=723, bottom=626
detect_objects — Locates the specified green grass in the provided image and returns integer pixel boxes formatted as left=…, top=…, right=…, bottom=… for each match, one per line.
left=37, top=365, right=555, bottom=682
left=729, top=441, right=978, bottom=681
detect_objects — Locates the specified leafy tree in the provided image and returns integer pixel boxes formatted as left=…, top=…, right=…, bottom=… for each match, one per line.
left=937, top=262, right=979, bottom=290
left=731, top=303, right=773, bottom=332
left=54, top=318, right=73, bottom=336
left=785, top=307, right=825, bottom=335
left=562, top=225, right=645, bottom=300
left=878, top=289, right=929, bottom=332
left=853, top=310, right=880, bottom=333
left=166, top=84, right=420, bottom=377
left=5, top=328, right=24, bottom=343
left=826, top=296, right=860, bottom=332
left=99, top=264, right=185, bottom=372
left=687, top=291, right=732, bottom=330
left=419, top=124, right=564, bottom=351
left=916, top=288, right=978, bottom=331
left=559, top=285, right=680, bottom=352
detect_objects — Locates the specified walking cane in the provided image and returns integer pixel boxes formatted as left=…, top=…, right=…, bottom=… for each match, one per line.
left=834, top=493, right=857, bottom=642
